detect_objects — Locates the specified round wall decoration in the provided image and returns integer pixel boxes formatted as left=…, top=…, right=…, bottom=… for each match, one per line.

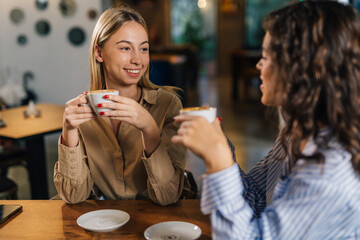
left=35, top=0, right=48, bottom=10
left=35, top=20, right=51, bottom=36
left=17, top=34, right=28, bottom=46
left=87, top=9, right=98, bottom=20
left=10, top=8, right=25, bottom=24
left=59, top=0, right=76, bottom=17
left=68, top=27, right=86, bottom=46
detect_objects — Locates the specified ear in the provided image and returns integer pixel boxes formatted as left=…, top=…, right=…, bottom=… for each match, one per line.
left=95, top=45, right=104, bottom=63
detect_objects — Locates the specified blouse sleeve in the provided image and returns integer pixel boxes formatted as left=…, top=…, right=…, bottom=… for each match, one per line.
left=53, top=135, right=94, bottom=204
left=142, top=94, right=186, bottom=205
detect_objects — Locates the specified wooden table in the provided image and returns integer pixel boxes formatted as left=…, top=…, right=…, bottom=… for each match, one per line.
left=0, top=103, right=64, bottom=199
left=0, top=199, right=211, bottom=239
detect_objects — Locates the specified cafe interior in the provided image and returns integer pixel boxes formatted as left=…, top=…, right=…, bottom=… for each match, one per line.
left=1, top=0, right=356, bottom=238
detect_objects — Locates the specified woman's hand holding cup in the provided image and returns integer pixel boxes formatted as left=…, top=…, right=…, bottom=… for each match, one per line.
left=85, top=89, right=119, bottom=116
left=61, top=91, right=97, bottom=147
left=171, top=107, right=234, bottom=173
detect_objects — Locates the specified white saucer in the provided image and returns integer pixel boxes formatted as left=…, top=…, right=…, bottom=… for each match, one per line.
left=77, top=209, right=130, bottom=233
left=144, top=221, right=202, bottom=240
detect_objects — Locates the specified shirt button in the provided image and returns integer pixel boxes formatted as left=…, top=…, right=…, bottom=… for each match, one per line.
left=70, top=149, right=75, bottom=154
left=70, top=158, right=76, bottom=162
left=71, top=173, right=76, bottom=177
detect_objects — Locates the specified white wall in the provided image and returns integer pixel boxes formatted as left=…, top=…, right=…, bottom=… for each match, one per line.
left=0, top=0, right=102, bottom=199
left=0, top=0, right=101, bottom=105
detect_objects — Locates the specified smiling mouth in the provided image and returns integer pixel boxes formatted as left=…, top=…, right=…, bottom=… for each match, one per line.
left=124, top=69, right=140, bottom=74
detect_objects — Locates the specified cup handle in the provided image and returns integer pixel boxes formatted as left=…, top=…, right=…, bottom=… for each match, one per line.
left=81, top=94, right=89, bottom=107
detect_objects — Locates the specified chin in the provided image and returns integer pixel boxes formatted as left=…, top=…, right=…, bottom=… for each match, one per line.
left=260, top=95, right=268, bottom=106
left=261, top=96, right=277, bottom=107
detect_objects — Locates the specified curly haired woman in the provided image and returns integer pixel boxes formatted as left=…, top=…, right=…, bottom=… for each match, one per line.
left=172, top=0, right=360, bottom=238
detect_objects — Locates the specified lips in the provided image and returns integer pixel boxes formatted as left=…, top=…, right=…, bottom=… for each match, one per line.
left=260, top=80, right=265, bottom=91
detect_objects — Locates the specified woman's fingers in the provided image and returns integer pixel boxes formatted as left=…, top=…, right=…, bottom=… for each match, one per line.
left=171, top=135, right=187, bottom=146
left=172, top=115, right=233, bottom=173
left=63, top=93, right=97, bottom=130
left=65, top=94, right=88, bottom=108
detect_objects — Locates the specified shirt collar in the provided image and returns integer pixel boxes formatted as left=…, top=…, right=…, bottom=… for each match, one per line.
left=140, top=87, right=157, bottom=105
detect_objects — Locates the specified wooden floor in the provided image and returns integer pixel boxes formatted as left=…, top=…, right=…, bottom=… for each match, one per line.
left=8, top=74, right=279, bottom=199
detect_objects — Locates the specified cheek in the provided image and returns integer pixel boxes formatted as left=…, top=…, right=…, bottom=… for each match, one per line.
left=104, top=52, right=126, bottom=64
left=142, top=56, right=149, bottom=67
left=263, top=63, right=274, bottom=79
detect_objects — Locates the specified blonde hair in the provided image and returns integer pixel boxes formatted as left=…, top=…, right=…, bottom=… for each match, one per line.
left=89, top=7, right=180, bottom=95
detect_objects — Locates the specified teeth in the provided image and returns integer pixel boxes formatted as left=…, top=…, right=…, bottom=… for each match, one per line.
left=125, top=69, right=140, bottom=74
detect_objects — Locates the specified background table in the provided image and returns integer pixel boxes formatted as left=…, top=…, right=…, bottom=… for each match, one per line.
left=150, top=53, right=188, bottom=106
left=0, top=103, right=64, bottom=199
left=231, top=49, right=261, bottom=101
left=0, top=199, right=211, bottom=239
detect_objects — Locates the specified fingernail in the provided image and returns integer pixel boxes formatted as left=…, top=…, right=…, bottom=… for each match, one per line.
left=104, top=95, right=109, bottom=99
left=100, top=112, right=105, bottom=116
left=97, top=103, right=102, bottom=107
left=82, top=91, right=88, bottom=95
left=218, top=116, right=222, bottom=122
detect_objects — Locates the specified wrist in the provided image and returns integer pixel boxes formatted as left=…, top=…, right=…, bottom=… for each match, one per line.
left=204, top=141, right=233, bottom=174
left=141, top=123, right=161, bottom=157
left=61, top=128, right=79, bottom=147
left=141, top=119, right=160, bottom=140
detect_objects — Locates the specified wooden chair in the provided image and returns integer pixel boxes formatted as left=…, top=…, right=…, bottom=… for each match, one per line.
left=0, top=143, right=28, bottom=176
left=0, top=176, right=18, bottom=199
left=181, top=170, right=199, bottom=199
left=0, top=141, right=28, bottom=200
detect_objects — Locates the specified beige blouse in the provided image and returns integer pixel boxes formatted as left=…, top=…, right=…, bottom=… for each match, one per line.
left=54, top=88, right=186, bottom=205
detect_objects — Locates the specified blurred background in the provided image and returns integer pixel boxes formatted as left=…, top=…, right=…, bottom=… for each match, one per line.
left=0, top=0, right=357, bottom=199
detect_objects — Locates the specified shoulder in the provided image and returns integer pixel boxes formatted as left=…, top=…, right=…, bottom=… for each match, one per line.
left=293, top=139, right=359, bottom=198
left=154, top=88, right=182, bottom=107
left=142, top=88, right=182, bottom=117
left=156, top=88, right=179, bottom=100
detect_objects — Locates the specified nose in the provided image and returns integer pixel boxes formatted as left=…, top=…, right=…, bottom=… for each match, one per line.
left=256, top=59, right=262, bottom=71
left=130, top=50, right=142, bottom=65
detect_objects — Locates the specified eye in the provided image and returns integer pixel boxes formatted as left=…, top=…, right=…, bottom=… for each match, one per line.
left=120, top=47, right=130, bottom=51
left=141, top=47, right=149, bottom=52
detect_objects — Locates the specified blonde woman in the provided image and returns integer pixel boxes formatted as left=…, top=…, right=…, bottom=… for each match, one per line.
left=54, top=7, right=186, bottom=205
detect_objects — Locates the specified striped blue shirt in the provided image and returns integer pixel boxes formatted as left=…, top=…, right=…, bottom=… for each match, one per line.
left=201, top=134, right=360, bottom=239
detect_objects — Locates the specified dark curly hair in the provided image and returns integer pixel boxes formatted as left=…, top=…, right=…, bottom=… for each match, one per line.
left=263, top=0, right=360, bottom=174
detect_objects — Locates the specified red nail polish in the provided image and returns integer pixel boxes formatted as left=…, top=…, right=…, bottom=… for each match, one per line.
left=100, top=112, right=105, bottom=116
left=218, top=116, right=222, bottom=122
left=104, top=95, right=109, bottom=99
left=97, top=103, right=102, bottom=107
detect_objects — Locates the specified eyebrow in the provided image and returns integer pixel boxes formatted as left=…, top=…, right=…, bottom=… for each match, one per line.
left=115, top=40, right=149, bottom=45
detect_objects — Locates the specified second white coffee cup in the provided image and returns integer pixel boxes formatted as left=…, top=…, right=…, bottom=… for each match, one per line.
left=179, top=106, right=217, bottom=122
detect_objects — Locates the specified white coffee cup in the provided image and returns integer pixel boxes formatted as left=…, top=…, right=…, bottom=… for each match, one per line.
left=179, top=106, right=217, bottom=122
left=86, top=89, right=119, bottom=116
